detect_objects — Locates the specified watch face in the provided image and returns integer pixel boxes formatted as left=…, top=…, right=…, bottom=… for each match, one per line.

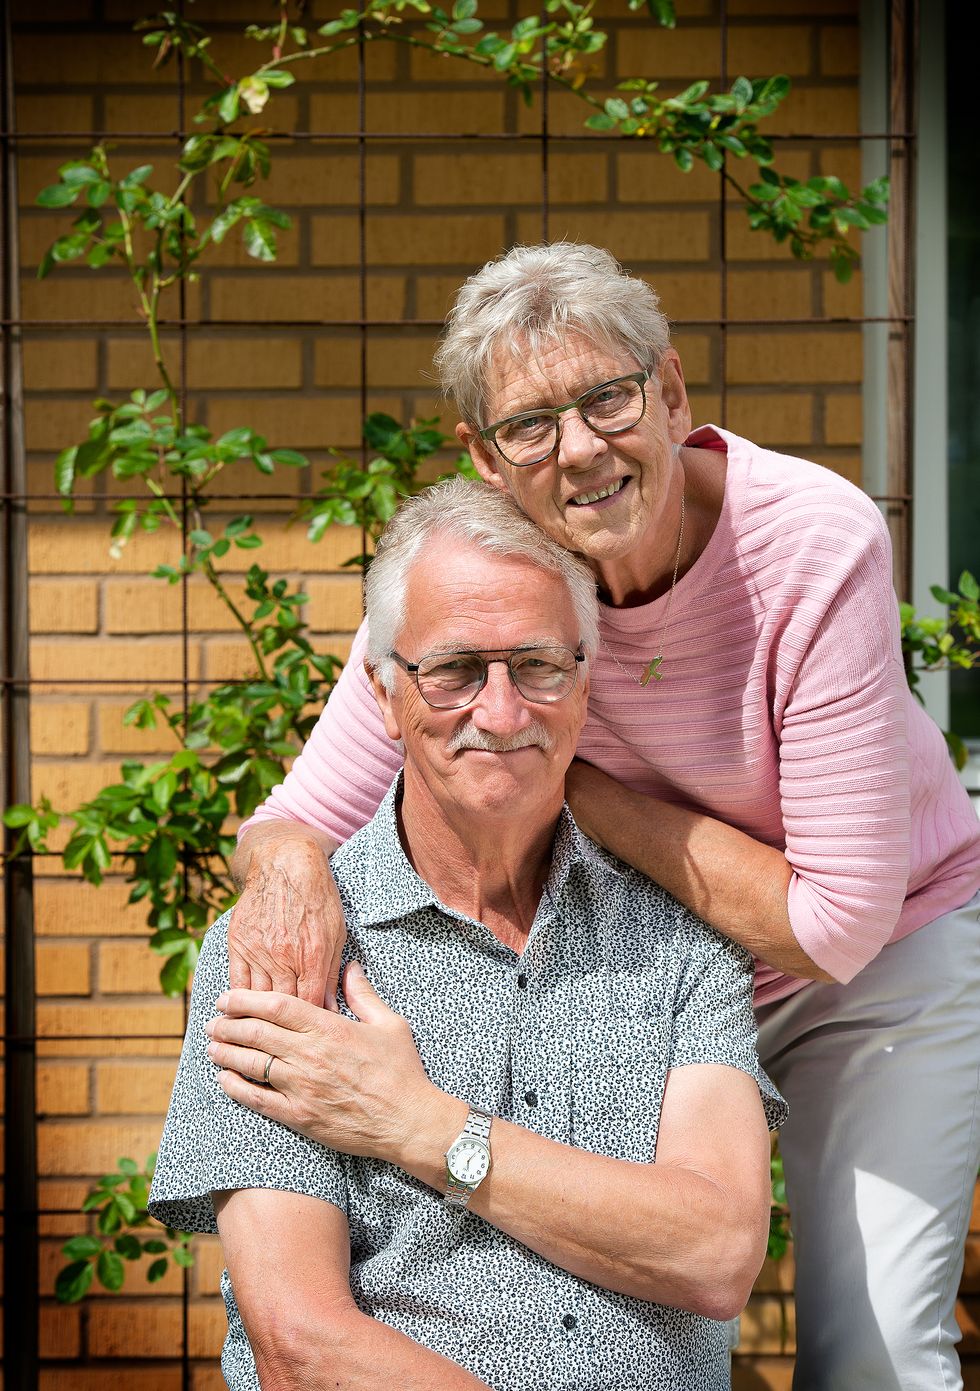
left=447, top=1137, right=491, bottom=1185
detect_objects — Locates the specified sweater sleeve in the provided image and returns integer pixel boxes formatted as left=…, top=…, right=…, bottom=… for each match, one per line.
left=240, top=621, right=403, bottom=847
left=774, top=491, right=912, bottom=983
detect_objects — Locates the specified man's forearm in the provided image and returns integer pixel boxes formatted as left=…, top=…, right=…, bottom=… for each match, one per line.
left=566, top=764, right=832, bottom=980
left=256, top=1306, right=491, bottom=1391
left=397, top=1071, right=770, bottom=1320
left=231, top=818, right=340, bottom=891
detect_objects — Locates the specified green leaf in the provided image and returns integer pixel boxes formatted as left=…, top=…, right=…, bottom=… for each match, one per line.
left=645, top=0, right=676, bottom=25
left=218, top=86, right=240, bottom=124
left=453, top=0, right=478, bottom=16
left=261, top=69, right=297, bottom=89
left=730, top=75, right=753, bottom=108
left=243, top=219, right=277, bottom=262
left=604, top=97, right=630, bottom=121
left=96, top=1249, right=126, bottom=1292
left=172, top=1246, right=195, bottom=1268
left=62, top=1235, right=102, bottom=1260
left=585, top=112, right=617, bottom=131
left=147, top=1257, right=169, bottom=1282
left=125, top=165, right=154, bottom=187
left=56, top=1260, right=95, bottom=1304
left=160, top=949, right=193, bottom=997
left=959, top=570, right=979, bottom=601
left=37, top=183, right=80, bottom=208
left=115, top=1234, right=142, bottom=1260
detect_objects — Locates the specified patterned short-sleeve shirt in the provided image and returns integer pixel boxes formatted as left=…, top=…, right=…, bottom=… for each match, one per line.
left=149, top=777, right=786, bottom=1391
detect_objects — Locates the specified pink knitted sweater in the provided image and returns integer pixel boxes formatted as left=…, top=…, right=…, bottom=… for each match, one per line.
left=246, top=427, right=980, bottom=1004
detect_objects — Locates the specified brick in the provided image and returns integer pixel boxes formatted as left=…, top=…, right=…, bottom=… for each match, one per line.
left=807, top=450, right=860, bottom=486
left=40, top=1303, right=82, bottom=1359
left=14, top=35, right=177, bottom=86
left=252, top=152, right=400, bottom=207
left=732, top=1359, right=794, bottom=1390
left=350, top=90, right=505, bottom=133
left=821, top=263, right=864, bottom=318
left=671, top=332, right=711, bottom=387
left=99, top=941, right=168, bottom=995
left=31, top=701, right=92, bottom=756
left=206, top=394, right=364, bottom=451
left=40, top=1370, right=182, bottom=1391
left=207, top=272, right=406, bottom=322
left=729, top=0, right=856, bottom=12
left=765, top=85, right=860, bottom=137
left=726, top=269, right=815, bottom=321
left=30, top=518, right=183, bottom=574
left=725, top=329, right=862, bottom=384
left=409, top=44, right=509, bottom=85
left=359, top=214, right=508, bottom=268
left=687, top=391, right=722, bottom=425
left=413, top=149, right=609, bottom=209
left=29, top=578, right=99, bottom=634
left=615, top=26, right=722, bottom=79
left=103, top=333, right=303, bottom=394
left=515, top=85, right=608, bottom=138
left=19, top=273, right=159, bottom=325
left=727, top=26, right=815, bottom=79
left=103, top=578, right=249, bottom=636
left=207, top=29, right=396, bottom=85
left=304, top=577, right=364, bottom=633
left=14, top=93, right=95, bottom=134
left=23, top=397, right=100, bottom=455
left=824, top=392, right=862, bottom=445
left=820, top=23, right=860, bottom=76
left=37, top=942, right=92, bottom=996
left=735, top=1293, right=796, bottom=1354
left=35, top=879, right=151, bottom=939
left=97, top=699, right=175, bottom=756
left=39, top=1177, right=91, bottom=1237
left=725, top=393, right=815, bottom=446
left=97, top=1059, right=177, bottom=1114
left=647, top=271, right=724, bottom=324
left=38, top=1002, right=183, bottom=1060
left=29, top=759, right=144, bottom=813
left=516, top=209, right=711, bottom=264
left=616, top=149, right=719, bottom=205
left=38, top=1118, right=172, bottom=1175
left=39, top=1233, right=185, bottom=1299
left=37, top=1063, right=90, bottom=1116
left=965, top=1236, right=980, bottom=1292
left=751, top=1250, right=796, bottom=1295
left=818, top=143, right=863, bottom=191
left=192, top=1369, right=229, bottom=1391
left=29, top=638, right=191, bottom=692
left=189, top=1300, right=228, bottom=1357
left=313, top=334, right=369, bottom=389
left=192, top=1236, right=226, bottom=1296
left=22, top=338, right=99, bottom=392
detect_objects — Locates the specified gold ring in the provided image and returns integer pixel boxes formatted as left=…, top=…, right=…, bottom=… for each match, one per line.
left=263, top=1053, right=275, bottom=1087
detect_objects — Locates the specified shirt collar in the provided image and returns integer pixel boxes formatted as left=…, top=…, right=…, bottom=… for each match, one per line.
left=332, top=771, right=623, bottom=931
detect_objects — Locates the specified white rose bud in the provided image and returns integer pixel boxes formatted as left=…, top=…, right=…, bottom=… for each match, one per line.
left=239, top=77, right=270, bottom=115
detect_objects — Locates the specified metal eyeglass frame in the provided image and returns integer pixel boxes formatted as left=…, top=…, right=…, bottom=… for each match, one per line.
left=388, top=644, right=586, bottom=709
left=478, top=370, right=650, bottom=468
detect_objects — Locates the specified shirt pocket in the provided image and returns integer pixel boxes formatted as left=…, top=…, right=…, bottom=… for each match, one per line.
left=569, top=1013, right=666, bottom=1163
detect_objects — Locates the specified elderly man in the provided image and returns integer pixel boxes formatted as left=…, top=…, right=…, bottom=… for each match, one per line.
left=149, top=478, right=784, bottom=1391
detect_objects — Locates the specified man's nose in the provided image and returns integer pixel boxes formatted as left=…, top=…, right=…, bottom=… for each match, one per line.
left=469, top=661, right=532, bottom=734
left=556, top=411, right=607, bottom=471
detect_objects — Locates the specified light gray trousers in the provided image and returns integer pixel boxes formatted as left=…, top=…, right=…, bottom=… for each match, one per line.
left=756, top=891, right=980, bottom=1391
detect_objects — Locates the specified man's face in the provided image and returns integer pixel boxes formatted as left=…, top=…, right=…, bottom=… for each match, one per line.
left=458, top=332, right=692, bottom=582
left=368, top=540, right=589, bottom=828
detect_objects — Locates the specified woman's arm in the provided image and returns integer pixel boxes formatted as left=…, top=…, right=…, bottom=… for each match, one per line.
left=227, top=622, right=403, bottom=1005
left=565, top=761, right=827, bottom=979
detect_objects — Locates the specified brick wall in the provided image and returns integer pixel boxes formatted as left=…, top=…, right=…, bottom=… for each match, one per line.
left=4, top=0, right=976, bottom=1386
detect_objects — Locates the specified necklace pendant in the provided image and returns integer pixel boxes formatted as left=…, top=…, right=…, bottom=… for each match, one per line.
left=640, top=656, right=664, bottom=686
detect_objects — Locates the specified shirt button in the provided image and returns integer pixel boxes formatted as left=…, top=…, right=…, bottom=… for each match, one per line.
left=562, top=1314, right=577, bottom=1330
left=517, top=973, right=528, bottom=989
left=524, top=1090, right=538, bottom=1107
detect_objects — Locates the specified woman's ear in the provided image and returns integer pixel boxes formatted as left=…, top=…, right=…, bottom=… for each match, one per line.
left=659, top=350, right=693, bottom=443
left=455, top=421, right=509, bottom=494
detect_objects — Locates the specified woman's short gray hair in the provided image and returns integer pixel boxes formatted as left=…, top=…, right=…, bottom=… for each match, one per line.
left=434, top=241, right=671, bottom=427
left=365, top=477, right=599, bottom=692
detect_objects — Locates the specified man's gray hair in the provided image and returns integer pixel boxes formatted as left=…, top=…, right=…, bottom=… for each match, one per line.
left=434, top=242, right=671, bottom=427
left=365, top=477, right=600, bottom=692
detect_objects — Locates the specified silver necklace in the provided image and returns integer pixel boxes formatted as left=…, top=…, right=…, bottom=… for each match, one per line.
left=600, top=490, right=686, bottom=687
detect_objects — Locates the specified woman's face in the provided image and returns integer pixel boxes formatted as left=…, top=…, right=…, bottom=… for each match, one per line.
left=458, top=333, right=692, bottom=593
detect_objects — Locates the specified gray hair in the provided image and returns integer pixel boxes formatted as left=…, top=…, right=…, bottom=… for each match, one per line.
left=365, top=477, right=599, bottom=692
left=434, top=242, right=672, bottom=427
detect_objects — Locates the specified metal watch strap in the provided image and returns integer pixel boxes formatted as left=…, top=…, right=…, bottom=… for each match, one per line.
left=445, top=1106, right=493, bottom=1208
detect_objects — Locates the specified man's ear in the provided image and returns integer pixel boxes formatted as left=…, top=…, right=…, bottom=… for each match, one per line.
left=455, top=420, right=509, bottom=495
left=364, top=660, right=403, bottom=743
left=659, top=349, right=693, bottom=444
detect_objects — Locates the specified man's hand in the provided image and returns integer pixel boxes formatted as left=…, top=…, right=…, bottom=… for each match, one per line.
left=228, top=822, right=343, bottom=1008
left=205, top=964, right=456, bottom=1162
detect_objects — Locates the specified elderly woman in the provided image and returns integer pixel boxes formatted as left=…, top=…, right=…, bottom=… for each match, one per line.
left=229, top=243, right=979, bottom=1390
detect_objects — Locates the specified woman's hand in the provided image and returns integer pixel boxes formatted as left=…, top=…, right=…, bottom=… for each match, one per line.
left=205, top=963, right=449, bottom=1164
left=227, top=823, right=344, bottom=1009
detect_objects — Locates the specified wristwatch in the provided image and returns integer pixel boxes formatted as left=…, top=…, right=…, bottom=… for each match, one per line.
left=444, top=1105, right=493, bottom=1208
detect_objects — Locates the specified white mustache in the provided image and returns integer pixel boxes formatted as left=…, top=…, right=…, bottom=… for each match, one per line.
left=447, top=720, right=554, bottom=754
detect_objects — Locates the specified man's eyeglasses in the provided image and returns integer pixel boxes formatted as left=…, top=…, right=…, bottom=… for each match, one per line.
left=389, top=645, right=586, bottom=710
left=479, top=371, right=649, bottom=468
